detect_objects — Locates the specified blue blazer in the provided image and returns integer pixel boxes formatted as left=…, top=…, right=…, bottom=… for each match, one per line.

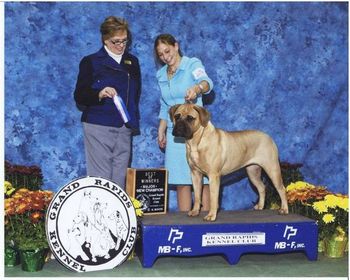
left=74, top=47, right=141, bottom=131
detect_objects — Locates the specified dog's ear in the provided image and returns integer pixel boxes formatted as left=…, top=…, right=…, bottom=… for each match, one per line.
left=194, top=105, right=210, bottom=127
left=169, top=104, right=181, bottom=123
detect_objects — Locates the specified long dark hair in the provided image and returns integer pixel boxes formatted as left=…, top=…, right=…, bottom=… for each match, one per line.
left=154, top=33, right=183, bottom=67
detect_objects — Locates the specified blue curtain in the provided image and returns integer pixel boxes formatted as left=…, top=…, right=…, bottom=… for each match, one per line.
left=5, top=2, right=348, bottom=210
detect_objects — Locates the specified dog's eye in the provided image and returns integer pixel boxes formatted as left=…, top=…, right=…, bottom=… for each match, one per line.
left=186, top=115, right=195, bottom=122
left=174, top=114, right=181, bottom=120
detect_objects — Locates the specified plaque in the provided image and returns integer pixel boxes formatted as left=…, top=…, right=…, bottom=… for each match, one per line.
left=126, top=168, right=168, bottom=215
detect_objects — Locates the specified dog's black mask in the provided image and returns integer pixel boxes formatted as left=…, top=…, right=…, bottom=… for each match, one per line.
left=172, top=118, right=194, bottom=139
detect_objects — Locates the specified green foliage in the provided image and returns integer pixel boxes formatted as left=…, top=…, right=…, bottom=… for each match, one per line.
left=6, top=213, right=49, bottom=250
left=5, top=188, right=53, bottom=251
left=5, top=161, right=43, bottom=191
left=262, top=162, right=304, bottom=208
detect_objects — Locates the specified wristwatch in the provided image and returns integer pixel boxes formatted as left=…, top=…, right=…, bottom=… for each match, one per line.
left=198, top=83, right=204, bottom=93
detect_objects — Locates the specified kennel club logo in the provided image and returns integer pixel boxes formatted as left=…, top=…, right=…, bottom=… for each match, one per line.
left=46, top=177, right=137, bottom=272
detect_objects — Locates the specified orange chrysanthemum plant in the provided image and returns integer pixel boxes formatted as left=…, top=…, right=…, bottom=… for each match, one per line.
left=5, top=186, right=54, bottom=250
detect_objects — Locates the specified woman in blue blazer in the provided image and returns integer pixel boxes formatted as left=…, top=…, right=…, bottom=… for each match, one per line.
left=74, top=16, right=141, bottom=189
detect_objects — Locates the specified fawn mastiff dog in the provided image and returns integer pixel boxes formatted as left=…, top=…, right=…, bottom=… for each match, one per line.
left=169, top=104, right=289, bottom=222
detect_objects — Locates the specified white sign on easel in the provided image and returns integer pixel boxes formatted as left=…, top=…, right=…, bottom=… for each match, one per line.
left=46, top=176, right=137, bottom=272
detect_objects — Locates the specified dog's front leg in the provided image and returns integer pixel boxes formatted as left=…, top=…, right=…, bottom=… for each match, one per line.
left=204, top=174, right=220, bottom=222
left=188, top=169, right=203, bottom=217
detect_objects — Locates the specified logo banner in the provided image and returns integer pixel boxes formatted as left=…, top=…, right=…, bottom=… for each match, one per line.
left=46, top=176, right=137, bottom=272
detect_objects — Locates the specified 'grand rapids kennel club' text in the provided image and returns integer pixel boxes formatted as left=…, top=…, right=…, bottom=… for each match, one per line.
left=46, top=177, right=137, bottom=272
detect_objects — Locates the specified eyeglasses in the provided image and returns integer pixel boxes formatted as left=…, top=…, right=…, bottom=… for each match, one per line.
left=110, top=39, right=128, bottom=46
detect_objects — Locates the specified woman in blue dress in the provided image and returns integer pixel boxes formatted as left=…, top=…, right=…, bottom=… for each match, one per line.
left=154, top=34, right=214, bottom=211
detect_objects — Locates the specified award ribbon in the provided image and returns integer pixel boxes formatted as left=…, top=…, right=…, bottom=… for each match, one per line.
left=113, top=95, right=130, bottom=123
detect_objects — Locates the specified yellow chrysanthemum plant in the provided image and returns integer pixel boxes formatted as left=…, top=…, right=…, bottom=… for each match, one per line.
left=312, top=194, right=349, bottom=241
left=286, top=181, right=348, bottom=242
left=5, top=181, right=16, bottom=198
left=130, top=197, right=144, bottom=218
left=128, top=197, right=144, bottom=260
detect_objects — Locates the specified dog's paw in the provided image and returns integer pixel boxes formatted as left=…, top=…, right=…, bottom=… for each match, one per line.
left=278, top=208, right=289, bottom=215
left=204, top=213, right=217, bottom=222
left=188, top=209, right=200, bottom=217
left=253, top=204, right=263, bottom=210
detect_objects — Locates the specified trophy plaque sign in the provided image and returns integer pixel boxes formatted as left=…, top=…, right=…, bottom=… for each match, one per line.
left=126, top=168, right=168, bottom=215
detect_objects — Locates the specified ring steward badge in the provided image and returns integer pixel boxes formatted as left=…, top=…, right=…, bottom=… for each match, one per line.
left=192, top=68, right=206, bottom=79
left=46, top=176, right=137, bottom=272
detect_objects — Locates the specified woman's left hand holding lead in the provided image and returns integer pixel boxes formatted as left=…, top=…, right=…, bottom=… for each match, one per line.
left=185, top=85, right=200, bottom=102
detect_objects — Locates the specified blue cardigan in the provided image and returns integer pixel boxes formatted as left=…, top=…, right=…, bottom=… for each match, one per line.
left=74, top=47, right=141, bottom=131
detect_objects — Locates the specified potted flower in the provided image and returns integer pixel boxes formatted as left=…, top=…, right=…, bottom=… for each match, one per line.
left=311, top=194, right=348, bottom=258
left=5, top=188, right=54, bottom=271
left=4, top=181, right=19, bottom=266
left=286, top=181, right=348, bottom=257
left=286, top=181, right=331, bottom=216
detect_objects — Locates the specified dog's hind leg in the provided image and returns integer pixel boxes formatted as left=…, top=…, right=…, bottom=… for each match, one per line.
left=246, top=165, right=266, bottom=210
left=263, top=164, right=289, bottom=215
left=204, top=174, right=221, bottom=222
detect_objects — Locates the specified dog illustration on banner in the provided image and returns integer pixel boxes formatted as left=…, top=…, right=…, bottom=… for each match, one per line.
left=66, top=212, right=90, bottom=261
left=108, top=210, right=128, bottom=250
left=66, top=190, right=128, bottom=263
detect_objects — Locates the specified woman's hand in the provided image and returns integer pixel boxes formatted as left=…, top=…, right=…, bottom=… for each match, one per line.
left=158, top=131, right=167, bottom=149
left=185, top=85, right=201, bottom=102
left=98, top=87, right=117, bottom=100
left=158, top=119, right=167, bottom=149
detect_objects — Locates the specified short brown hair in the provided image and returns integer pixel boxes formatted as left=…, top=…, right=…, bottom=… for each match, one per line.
left=100, top=16, right=131, bottom=45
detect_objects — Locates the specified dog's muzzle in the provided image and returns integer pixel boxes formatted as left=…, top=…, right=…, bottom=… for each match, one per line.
left=172, top=120, right=193, bottom=139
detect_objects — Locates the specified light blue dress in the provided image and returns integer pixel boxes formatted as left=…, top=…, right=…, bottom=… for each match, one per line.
left=157, top=56, right=214, bottom=185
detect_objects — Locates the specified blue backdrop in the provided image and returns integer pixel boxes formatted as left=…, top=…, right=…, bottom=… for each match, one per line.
left=5, top=2, right=348, bottom=211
